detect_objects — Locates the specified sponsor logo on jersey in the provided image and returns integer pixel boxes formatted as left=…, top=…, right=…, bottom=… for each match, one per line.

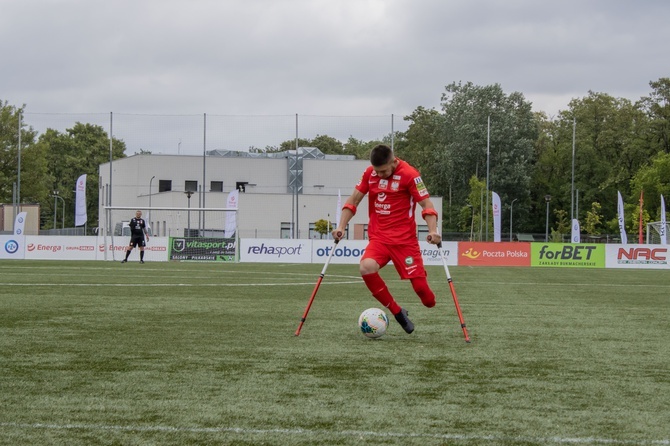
left=377, top=193, right=387, bottom=202
left=414, top=176, right=429, bottom=197
left=379, top=179, right=388, bottom=189
left=393, top=175, right=401, bottom=180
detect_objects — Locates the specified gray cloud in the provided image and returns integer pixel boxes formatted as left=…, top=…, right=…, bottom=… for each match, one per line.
left=2, top=0, right=668, bottom=122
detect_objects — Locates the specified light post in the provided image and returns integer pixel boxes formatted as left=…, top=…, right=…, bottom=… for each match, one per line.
left=545, top=195, right=552, bottom=242
left=52, top=191, right=65, bottom=230
left=149, top=175, right=155, bottom=227
left=184, top=190, right=193, bottom=236
left=509, top=198, right=518, bottom=242
left=466, top=204, right=475, bottom=241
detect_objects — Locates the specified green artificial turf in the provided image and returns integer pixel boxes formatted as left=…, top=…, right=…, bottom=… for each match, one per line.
left=0, top=260, right=668, bottom=445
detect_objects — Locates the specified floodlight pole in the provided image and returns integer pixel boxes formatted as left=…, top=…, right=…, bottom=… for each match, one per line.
left=149, top=175, right=155, bottom=226
left=52, top=191, right=65, bottom=230
left=545, top=195, right=552, bottom=242
left=185, top=191, right=193, bottom=235
left=509, top=198, right=518, bottom=242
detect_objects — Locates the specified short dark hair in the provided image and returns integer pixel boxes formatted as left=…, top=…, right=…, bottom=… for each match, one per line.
left=370, top=144, right=393, bottom=167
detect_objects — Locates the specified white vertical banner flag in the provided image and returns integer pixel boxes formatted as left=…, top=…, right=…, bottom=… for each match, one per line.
left=617, top=191, right=627, bottom=244
left=661, top=194, right=667, bottom=245
left=224, top=189, right=239, bottom=238
left=571, top=219, right=581, bottom=243
left=14, top=212, right=27, bottom=235
left=336, top=189, right=342, bottom=225
left=75, top=174, right=87, bottom=226
left=491, top=191, right=501, bottom=242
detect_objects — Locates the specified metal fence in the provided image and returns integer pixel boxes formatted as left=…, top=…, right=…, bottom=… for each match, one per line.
left=13, top=112, right=410, bottom=234
left=22, top=112, right=408, bottom=156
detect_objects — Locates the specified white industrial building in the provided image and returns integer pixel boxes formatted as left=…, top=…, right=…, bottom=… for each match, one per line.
left=98, top=148, right=442, bottom=240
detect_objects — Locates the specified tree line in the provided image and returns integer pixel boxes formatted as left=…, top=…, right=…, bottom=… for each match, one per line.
left=1, top=77, right=669, bottom=237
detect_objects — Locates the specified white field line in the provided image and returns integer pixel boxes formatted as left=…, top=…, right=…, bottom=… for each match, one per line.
left=0, top=422, right=667, bottom=445
left=0, top=281, right=363, bottom=287
left=2, top=280, right=670, bottom=288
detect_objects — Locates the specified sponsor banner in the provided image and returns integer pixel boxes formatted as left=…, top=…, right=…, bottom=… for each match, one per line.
left=420, top=241, right=458, bottom=266
left=241, top=238, right=312, bottom=263
left=99, top=237, right=169, bottom=262
left=606, top=244, right=670, bottom=269
left=0, top=235, right=25, bottom=259
left=26, top=236, right=97, bottom=260
left=22, top=236, right=169, bottom=261
left=531, top=243, right=605, bottom=268
left=313, top=240, right=367, bottom=264
left=170, top=237, right=237, bottom=261
left=14, top=212, right=27, bottom=235
left=310, top=240, right=458, bottom=266
left=458, top=242, right=531, bottom=267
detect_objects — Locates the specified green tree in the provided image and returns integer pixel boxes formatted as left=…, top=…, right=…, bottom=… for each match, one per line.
left=462, top=175, right=491, bottom=240
left=343, top=136, right=381, bottom=160
left=584, top=202, right=604, bottom=235
left=0, top=101, right=51, bottom=211
left=309, top=134, right=344, bottom=155
left=313, top=218, right=333, bottom=237
left=553, top=208, right=570, bottom=237
left=565, top=92, right=652, bottom=225
left=630, top=151, right=670, bottom=220
left=435, top=82, right=537, bottom=232
left=639, top=77, right=670, bottom=154
left=39, top=123, right=126, bottom=228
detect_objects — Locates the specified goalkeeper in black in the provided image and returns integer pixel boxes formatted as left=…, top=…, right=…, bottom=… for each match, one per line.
left=122, top=210, right=150, bottom=263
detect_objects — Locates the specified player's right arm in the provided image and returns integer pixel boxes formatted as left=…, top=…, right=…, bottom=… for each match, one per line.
left=333, top=189, right=365, bottom=241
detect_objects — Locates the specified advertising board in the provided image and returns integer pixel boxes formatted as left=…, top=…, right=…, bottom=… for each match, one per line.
left=531, top=243, right=605, bottom=268
left=170, top=237, right=236, bottom=261
left=606, top=245, right=670, bottom=269
left=458, top=242, right=531, bottom=267
left=0, top=235, right=25, bottom=259
left=240, top=238, right=312, bottom=263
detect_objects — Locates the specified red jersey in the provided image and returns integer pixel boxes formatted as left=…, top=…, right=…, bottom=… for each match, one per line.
left=355, top=158, right=430, bottom=243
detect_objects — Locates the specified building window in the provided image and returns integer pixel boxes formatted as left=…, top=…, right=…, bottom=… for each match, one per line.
left=185, top=180, right=198, bottom=192
left=417, top=224, right=428, bottom=241
left=280, top=222, right=292, bottom=239
left=236, top=181, right=249, bottom=193
left=211, top=181, right=223, bottom=192
left=158, top=180, right=172, bottom=192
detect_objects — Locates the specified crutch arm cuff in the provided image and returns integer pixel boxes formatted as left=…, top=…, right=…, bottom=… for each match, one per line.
left=421, top=208, right=438, bottom=220
left=342, top=203, right=357, bottom=215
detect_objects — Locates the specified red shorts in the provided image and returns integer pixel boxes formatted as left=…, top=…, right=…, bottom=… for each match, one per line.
left=362, top=240, right=426, bottom=280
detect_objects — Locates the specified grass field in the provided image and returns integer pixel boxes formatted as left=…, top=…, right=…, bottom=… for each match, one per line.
left=0, top=260, right=668, bottom=446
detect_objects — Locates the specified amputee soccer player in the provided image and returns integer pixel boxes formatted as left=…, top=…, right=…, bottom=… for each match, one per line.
left=332, top=144, right=441, bottom=333
left=122, top=210, right=150, bottom=264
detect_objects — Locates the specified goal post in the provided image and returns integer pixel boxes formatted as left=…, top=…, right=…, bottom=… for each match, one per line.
left=102, top=206, right=239, bottom=262
left=646, top=221, right=669, bottom=244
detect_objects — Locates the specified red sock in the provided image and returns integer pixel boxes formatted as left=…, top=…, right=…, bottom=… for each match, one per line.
left=362, top=273, right=401, bottom=315
left=411, top=277, right=436, bottom=308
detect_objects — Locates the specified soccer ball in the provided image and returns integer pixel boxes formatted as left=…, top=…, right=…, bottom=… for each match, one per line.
left=358, top=308, right=389, bottom=339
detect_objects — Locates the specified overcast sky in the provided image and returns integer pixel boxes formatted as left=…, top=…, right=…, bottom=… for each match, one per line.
left=1, top=0, right=669, bottom=152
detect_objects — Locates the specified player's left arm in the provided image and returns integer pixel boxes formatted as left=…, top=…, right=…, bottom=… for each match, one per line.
left=410, top=172, right=441, bottom=245
left=418, top=197, right=441, bottom=245
left=143, top=220, right=150, bottom=240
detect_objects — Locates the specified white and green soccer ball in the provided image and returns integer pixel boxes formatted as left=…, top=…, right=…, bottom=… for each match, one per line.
left=358, top=308, right=389, bottom=339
